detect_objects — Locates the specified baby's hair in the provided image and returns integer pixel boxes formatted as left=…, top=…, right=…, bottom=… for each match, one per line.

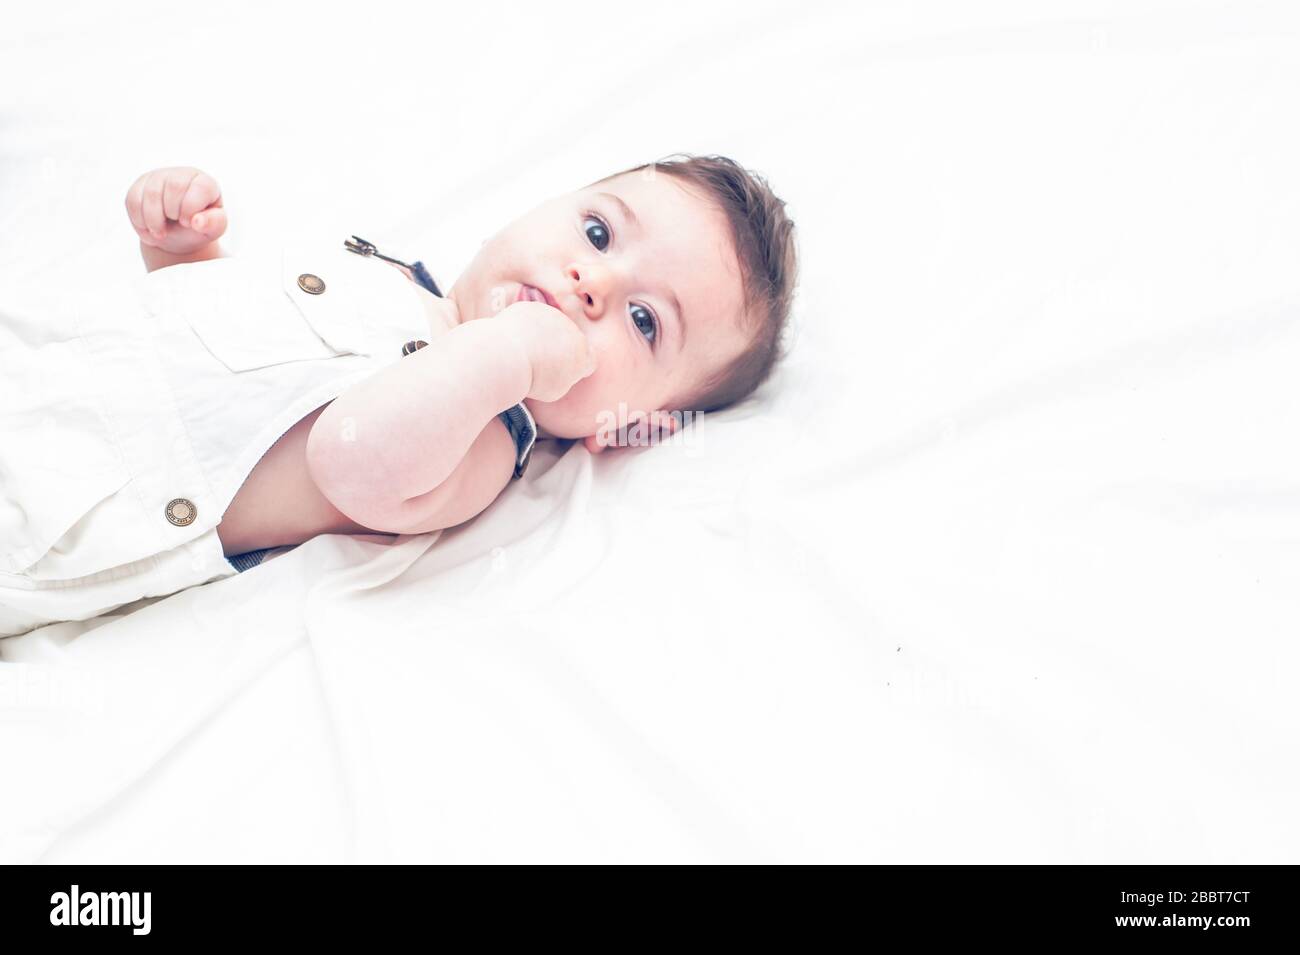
left=595, top=154, right=799, bottom=414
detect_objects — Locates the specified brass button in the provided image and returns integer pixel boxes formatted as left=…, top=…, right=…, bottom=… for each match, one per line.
left=401, top=339, right=428, bottom=356
left=297, top=273, right=326, bottom=295
left=166, top=498, right=197, bottom=526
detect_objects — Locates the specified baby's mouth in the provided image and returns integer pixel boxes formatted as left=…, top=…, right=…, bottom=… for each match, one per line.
left=516, top=283, right=560, bottom=309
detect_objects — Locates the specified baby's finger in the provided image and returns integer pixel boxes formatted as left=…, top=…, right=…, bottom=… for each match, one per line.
left=177, top=172, right=221, bottom=229
left=162, top=169, right=199, bottom=224
left=190, top=205, right=227, bottom=238
left=140, top=170, right=167, bottom=237
left=124, top=175, right=148, bottom=235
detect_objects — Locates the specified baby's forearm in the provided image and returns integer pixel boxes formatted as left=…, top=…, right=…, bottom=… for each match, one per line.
left=140, top=239, right=225, bottom=273
left=305, top=319, right=530, bottom=528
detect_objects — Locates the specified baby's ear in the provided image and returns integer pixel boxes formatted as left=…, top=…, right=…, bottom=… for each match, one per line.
left=647, top=410, right=681, bottom=438
left=582, top=409, right=680, bottom=455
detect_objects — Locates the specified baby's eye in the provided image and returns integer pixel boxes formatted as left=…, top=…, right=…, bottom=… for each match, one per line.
left=630, top=303, right=658, bottom=345
left=583, top=214, right=611, bottom=252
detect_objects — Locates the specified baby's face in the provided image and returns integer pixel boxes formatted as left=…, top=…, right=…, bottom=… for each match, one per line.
left=448, top=170, right=749, bottom=446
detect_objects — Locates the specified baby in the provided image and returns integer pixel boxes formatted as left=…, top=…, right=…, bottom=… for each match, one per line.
left=0, top=155, right=796, bottom=635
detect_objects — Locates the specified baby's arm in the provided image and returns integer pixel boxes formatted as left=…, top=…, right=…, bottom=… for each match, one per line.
left=306, top=303, right=595, bottom=535
left=124, top=166, right=228, bottom=272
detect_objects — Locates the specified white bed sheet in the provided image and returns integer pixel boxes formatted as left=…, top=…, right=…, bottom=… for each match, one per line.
left=1, top=0, right=1298, bottom=862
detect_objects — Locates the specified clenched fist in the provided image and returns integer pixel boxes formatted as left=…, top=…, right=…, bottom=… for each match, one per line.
left=496, top=300, right=597, bottom=402
left=125, top=166, right=227, bottom=255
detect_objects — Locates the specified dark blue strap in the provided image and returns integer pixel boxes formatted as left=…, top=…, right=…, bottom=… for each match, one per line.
left=228, top=548, right=271, bottom=573
left=497, top=403, right=537, bottom=479
left=409, top=261, right=442, bottom=297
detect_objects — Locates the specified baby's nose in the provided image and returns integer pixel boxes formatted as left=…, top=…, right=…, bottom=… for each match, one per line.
left=566, top=264, right=608, bottom=316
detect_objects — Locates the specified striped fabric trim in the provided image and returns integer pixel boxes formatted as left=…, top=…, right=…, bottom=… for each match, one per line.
left=497, top=402, right=537, bottom=479
left=227, top=548, right=271, bottom=573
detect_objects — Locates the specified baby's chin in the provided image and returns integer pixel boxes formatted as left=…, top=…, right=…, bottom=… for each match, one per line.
left=522, top=397, right=587, bottom=442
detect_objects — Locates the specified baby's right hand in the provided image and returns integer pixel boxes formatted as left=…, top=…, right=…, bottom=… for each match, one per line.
left=125, top=166, right=227, bottom=254
left=497, top=301, right=597, bottom=402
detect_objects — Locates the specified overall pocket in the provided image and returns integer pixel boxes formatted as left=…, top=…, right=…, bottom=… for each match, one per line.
left=156, top=248, right=374, bottom=373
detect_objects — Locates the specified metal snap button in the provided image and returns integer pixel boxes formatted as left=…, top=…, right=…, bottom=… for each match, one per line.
left=297, top=273, right=326, bottom=295
left=166, top=498, right=197, bottom=526
left=401, top=339, right=428, bottom=356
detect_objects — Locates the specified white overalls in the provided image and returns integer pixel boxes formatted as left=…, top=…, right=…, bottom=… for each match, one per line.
left=0, top=239, right=528, bottom=638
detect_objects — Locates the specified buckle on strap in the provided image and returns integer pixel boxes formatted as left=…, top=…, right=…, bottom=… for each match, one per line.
left=344, top=235, right=442, bottom=297
left=345, top=235, right=408, bottom=268
left=344, top=235, right=379, bottom=257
